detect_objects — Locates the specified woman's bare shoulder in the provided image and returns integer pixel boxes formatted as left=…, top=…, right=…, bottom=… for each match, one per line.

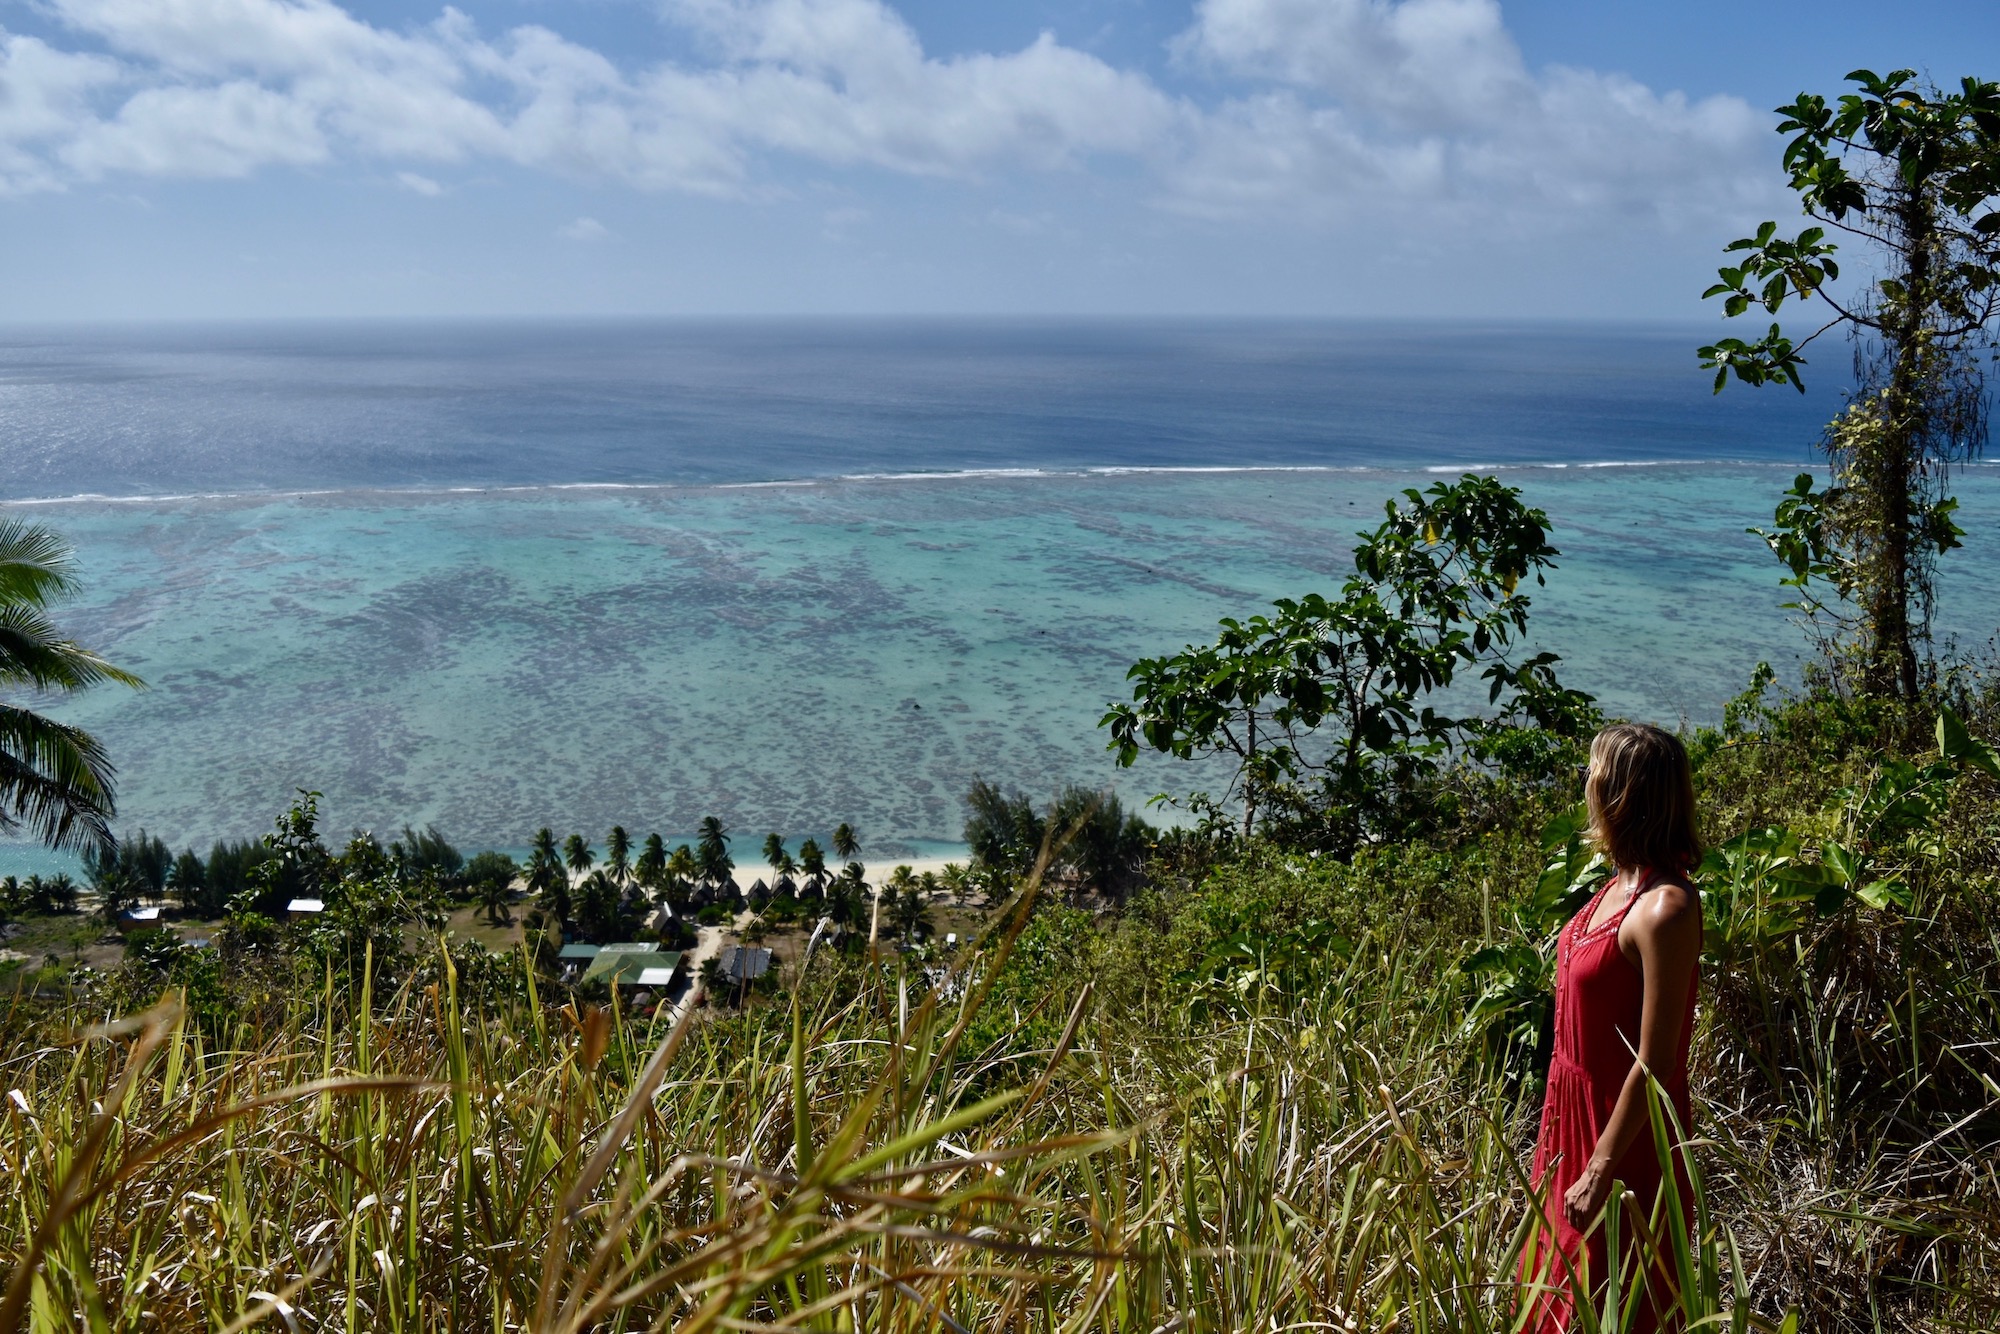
left=1630, top=876, right=1702, bottom=942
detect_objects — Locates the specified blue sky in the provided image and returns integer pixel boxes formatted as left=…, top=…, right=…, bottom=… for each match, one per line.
left=0, top=0, right=1995, bottom=320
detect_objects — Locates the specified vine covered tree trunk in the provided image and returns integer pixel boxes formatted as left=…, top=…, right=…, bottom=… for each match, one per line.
left=1700, top=70, right=2000, bottom=703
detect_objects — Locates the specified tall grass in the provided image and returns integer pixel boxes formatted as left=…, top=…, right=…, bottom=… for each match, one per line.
left=2, top=921, right=1882, bottom=1332
left=8, top=699, right=2000, bottom=1330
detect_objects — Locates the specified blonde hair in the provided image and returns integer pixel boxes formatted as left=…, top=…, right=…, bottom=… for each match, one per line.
left=1586, top=723, right=1702, bottom=873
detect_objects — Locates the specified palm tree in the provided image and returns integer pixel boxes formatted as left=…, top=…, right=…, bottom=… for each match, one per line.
left=531, top=827, right=559, bottom=866
left=762, top=833, right=786, bottom=885
left=528, top=828, right=569, bottom=927
left=563, top=833, right=594, bottom=877
left=0, top=520, right=143, bottom=854
left=606, top=825, right=631, bottom=885
left=474, top=866, right=515, bottom=925
left=576, top=868, right=623, bottom=942
left=798, top=839, right=827, bottom=900
left=892, top=880, right=933, bottom=942
left=875, top=864, right=916, bottom=949
left=830, top=863, right=868, bottom=929
left=697, top=817, right=733, bottom=892
left=167, top=850, right=207, bottom=915
left=95, top=860, right=139, bottom=929
left=831, top=822, right=860, bottom=863
left=665, top=844, right=699, bottom=909
left=637, top=832, right=666, bottom=891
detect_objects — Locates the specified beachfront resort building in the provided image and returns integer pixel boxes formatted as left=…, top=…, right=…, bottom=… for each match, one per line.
left=581, top=942, right=684, bottom=989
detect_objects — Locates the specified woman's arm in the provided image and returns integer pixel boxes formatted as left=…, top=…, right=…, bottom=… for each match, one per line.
left=1562, top=880, right=1703, bottom=1233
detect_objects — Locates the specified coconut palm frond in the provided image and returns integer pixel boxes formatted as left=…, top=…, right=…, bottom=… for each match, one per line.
left=0, top=518, right=82, bottom=607
left=0, top=602, right=146, bottom=694
left=0, top=703, right=118, bottom=854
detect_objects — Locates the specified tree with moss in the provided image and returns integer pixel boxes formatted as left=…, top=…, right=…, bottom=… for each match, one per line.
left=1701, top=69, right=2000, bottom=697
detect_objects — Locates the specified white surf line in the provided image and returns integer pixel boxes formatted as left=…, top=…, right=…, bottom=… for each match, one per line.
left=0, top=458, right=1832, bottom=509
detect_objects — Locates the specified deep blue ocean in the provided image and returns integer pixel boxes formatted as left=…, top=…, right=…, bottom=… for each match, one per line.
left=1, top=321, right=1993, bottom=868
left=1, top=320, right=1848, bottom=497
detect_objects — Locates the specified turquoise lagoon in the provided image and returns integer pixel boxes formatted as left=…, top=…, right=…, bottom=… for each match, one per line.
left=9, top=461, right=1999, bottom=865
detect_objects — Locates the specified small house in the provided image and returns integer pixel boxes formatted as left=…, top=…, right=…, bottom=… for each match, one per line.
left=119, top=905, right=162, bottom=935
left=286, top=898, right=324, bottom=921
left=582, top=945, right=683, bottom=989
left=717, top=945, right=773, bottom=986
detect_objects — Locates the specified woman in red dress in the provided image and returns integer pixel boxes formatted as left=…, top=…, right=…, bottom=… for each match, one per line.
left=1523, top=723, right=1705, bottom=1332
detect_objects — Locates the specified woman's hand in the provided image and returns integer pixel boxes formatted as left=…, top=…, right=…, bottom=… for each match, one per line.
left=1563, top=1159, right=1613, bottom=1233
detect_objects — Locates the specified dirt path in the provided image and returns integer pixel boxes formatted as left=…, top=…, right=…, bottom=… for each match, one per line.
left=661, top=915, right=741, bottom=1026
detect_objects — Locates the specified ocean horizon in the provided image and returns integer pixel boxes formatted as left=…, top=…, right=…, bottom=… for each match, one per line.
left=3, top=320, right=1994, bottom=872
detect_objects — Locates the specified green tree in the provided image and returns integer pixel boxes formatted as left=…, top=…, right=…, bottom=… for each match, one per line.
left=829, top=862, right=868, bottom=929
left=90, top=856, right=139, bottom=929
left=528, top=828, right=569, bottom=929
left=575, top=868, right=629, bottom=942
left=697, top=817, right=733, bottom=892
left=1103, top=474, right=1594, bottom=852
left=464, top=850, right=518, bottom=924
left=831, top=822, right=860, bottom=863
left=393, top=825, right=463, bottom=885
left=636, top=832, right=666, bottom=891
left=762, top=832, right=786, bottom=884
left=797, top=839, right=827, bottom=899
left=204, top=839, right=273, bottom=914
left=106, top=829, right=171, bottom=899
left=563, top=833, right=594, bottom=878
left=0, top=519, right=144, bottom=854
left=891, top=880, right=933, bottom=943
left=222, top=790, right=336, bottom=947
left=1699, top=69, right=2000, bottom=698
left=964, top=782, right=1154, bottom=900
left=606, top=825, right=631, bottom=885
left=43, top=873, right=77, bottom=914
left=665, top=843, right=699, bottom=909
left=167, top=851, right=208, bottom=915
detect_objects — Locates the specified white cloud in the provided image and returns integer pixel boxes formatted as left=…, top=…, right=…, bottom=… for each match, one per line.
left=396, top=169, right=443, bottom=196
left=0, top=31, right=124, bottom=192
left=1164, top=0, right=1770, bottom=229
left=0, top=0, right=1776, bottom=238
left=1176, top=0, right=1531, bottom=133
left=557, top=215, right=607, bottom=240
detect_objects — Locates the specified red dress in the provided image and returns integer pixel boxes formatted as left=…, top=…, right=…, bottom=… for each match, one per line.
left=1522, top=871, right=1698, bottom=1333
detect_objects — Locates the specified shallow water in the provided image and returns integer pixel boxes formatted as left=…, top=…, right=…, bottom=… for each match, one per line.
left=9, top=462, right=1996, bottom=867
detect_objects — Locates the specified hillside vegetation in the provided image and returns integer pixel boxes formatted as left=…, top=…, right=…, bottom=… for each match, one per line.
left=4, top=673, right=1999, bottom=1332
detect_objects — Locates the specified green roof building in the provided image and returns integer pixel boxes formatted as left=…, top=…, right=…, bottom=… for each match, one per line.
left=581, top=945, right=683, bottom=987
